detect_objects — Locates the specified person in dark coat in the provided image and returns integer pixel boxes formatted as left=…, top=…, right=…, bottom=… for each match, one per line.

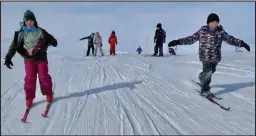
left=80, top=33, right=95, bottom=56
left=136, top=46, right=143, bottom=54
left=168, top=13, right=250, bottom=98
left=153, top=23, right=166, bottom=56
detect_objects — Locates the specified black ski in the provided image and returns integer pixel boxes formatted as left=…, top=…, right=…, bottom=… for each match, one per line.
left=196, top=89, right=230, bottom=111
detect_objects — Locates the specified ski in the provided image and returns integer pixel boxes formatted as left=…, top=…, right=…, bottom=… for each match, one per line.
left=42, top=102, right=51, bottom=118
left=21, top=106, right=32, bottom=123
left=21, top=101, right=51, bottom=123
left=191, top=80, right=222, bottom=100
left=196, top=89, right=230, bottom=111
left=42, top=92, right=55, bottom=118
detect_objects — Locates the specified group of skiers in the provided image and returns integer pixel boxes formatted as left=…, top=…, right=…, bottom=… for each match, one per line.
left=3, top=10, right=251, bottom=109
left=80, top=30, right=118, bottom=56
left=79, top=22, right=176, bottom=56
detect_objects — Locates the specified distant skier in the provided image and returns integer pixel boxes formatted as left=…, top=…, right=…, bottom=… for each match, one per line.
left=136, top=46, right=143, bottom=54
left=108, top=30, right=118, bottom=55
left=80, top=32, right=95, bottom=56
left=168, top=47, right=176, bottom=55
left=93, top=32, right=104, bottom=56
left=4, top=10, right=57, bottom=107
left=153, top=23, right=166, bottom=57
left=168, top=13, right=250, bottom=98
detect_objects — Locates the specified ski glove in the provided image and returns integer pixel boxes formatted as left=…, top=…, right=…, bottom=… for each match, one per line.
left=168, top=40, right=180, bottom=47
left=240, top=41, right=250, bottom=52
left=4, top=57, right=13, bottom=69
left=50, top=40, right=58, bottom=47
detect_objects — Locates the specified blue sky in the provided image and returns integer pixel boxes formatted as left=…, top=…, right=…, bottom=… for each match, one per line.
left=1, top=2, right=255, bottom=55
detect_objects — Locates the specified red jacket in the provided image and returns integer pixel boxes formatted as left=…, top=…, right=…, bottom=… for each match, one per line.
left=108, top=35, right=117, bottom=45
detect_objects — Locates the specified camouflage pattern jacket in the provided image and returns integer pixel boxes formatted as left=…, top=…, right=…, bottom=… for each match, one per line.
left=178, top=25, right=243, bottom=63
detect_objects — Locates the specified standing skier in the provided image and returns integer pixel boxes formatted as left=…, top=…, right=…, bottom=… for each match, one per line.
left=168, top=13, right=250, bottom=97
left=80, top=32, right=95, bottom=56
left=136, top=46, right=143, bottom=54
left=108, top=30, right=118, bottom=55
left=153, top=23, right=166, bottom=56
left=93, top=32, right=104, bottom=56
left=4, top=10, right=57, bottom=108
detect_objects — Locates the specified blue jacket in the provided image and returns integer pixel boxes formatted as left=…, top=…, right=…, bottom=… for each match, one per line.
left=136, top=47, right=143, bottom=53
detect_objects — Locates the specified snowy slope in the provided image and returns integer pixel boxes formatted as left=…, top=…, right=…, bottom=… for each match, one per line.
left=1, top=49, right=255, bottom=135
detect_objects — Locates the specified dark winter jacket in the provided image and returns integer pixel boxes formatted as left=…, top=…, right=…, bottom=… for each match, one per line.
left=178, top=25, right=243, bottom=63
left=136, top=47, right=143, bottom=53
left=154, top=29, right=165, bottom=44
left=5, top=27, right=57, bottom=62
left=80, top=34, right=94, bottom=47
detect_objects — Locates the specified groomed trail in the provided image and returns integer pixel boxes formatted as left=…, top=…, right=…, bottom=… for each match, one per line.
left=1, top=51, right=255, bottom=135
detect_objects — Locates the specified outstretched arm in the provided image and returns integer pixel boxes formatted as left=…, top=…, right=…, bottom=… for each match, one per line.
left=168, top=28, right=200, bottom=48
left=80, top=36, right=90, bottom=40
left=178, top=29, right=200, bottom=45
left=223, top=31, right=243, bottom=47
left=223, top=31, right=250, bottom=51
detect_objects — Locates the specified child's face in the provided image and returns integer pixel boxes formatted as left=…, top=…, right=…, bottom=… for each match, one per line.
left=25, top=19, right=35, bottom=27
left=209, top=21, right=219, bottom=29
left=156, top=27, right=160, bottom=30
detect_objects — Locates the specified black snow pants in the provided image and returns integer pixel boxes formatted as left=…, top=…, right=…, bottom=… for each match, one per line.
left=154, top=42, right=163, bottom=56
left=198, top=62, right=218, bottom=92
left=86, top=46, right=94, bottom=56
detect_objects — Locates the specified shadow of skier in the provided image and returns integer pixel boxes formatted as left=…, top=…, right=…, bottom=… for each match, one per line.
left=33, top=80, right=143, bottom=107
left=212, top=81, right=255, bottom=96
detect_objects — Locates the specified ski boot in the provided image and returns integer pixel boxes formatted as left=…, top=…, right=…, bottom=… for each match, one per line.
left=152, top=53, right=157, bottom=56
left=159, top=53, right=163, bottom=57
left=201, top=90, right=213, bottom=98
left=26, top=99, right=33, bottom=107
left=46, top=95, right=53, bottom=103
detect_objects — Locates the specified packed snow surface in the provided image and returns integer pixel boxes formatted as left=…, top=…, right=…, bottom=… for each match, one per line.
left=1, top=49, right=255, bottom=135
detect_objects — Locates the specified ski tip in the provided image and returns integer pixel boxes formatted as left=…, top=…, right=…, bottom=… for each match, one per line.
left=221, top=107, right=231, bottom=111
left=41, top=114, right=47, bottom=118
left=21, top=119, right=28, bottom=123
left=226, top=108, right=231, bottom=111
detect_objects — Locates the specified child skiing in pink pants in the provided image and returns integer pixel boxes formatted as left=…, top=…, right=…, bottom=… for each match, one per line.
left=4, top=10, right=57, bottom=107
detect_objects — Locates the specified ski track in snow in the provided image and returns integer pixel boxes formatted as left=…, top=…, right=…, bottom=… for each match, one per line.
left=1, top=52, right=255, bottom=135
left=1, top=80, right=21, bottom=98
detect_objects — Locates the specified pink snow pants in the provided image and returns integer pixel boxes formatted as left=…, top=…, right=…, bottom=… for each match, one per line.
left=24, top=60, right=53, bottom=100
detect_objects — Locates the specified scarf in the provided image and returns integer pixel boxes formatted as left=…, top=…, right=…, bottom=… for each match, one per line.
left=22, top=26, right=36, bottom=32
